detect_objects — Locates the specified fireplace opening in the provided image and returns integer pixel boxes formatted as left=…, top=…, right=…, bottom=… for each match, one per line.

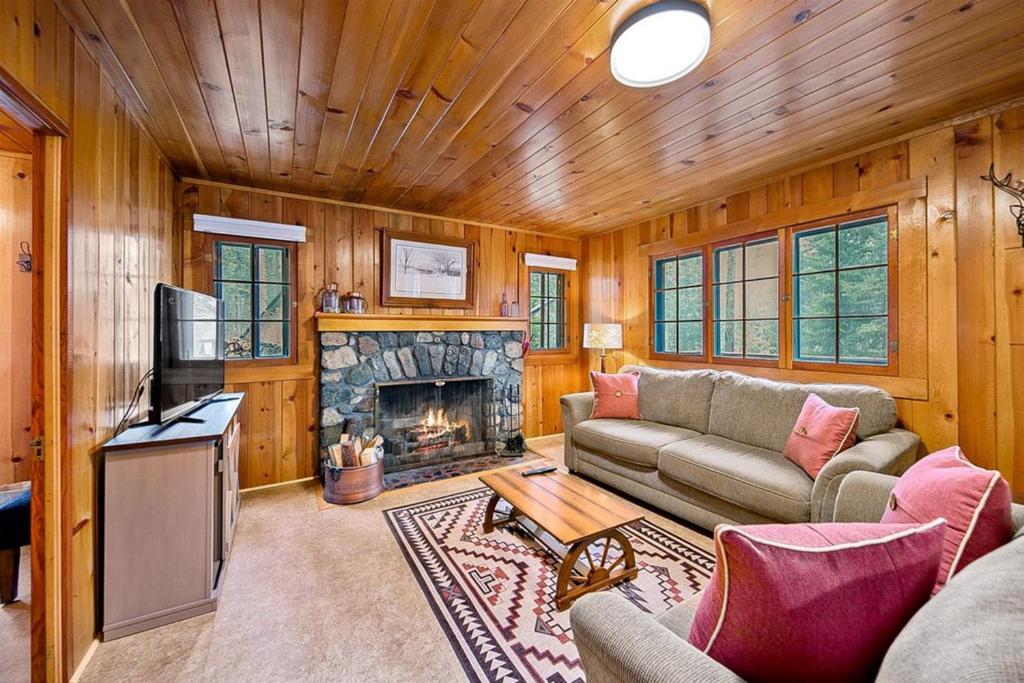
left=375, top=377, right=494, bottom=472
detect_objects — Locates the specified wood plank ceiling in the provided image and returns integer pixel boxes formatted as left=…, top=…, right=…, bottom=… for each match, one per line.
left=55, top=0, right=1024, bottom=236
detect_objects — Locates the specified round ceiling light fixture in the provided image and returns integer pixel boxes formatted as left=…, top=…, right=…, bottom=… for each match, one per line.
left=610, top=0, right=711, bottom=88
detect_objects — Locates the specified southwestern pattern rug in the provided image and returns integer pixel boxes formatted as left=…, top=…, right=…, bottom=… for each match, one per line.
left=385, top=487, right=716, bottom=682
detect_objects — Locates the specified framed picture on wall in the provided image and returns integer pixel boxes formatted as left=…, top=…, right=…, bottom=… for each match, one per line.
left=380, top=230, right=476, bottom=308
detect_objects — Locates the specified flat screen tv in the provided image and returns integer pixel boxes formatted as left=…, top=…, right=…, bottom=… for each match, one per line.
left=150, top=283, right=225, bottom=424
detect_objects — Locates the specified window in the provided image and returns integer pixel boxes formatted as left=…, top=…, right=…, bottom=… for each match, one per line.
left=214, top=240, right=294, bottom=361
left=653, top=251, right=704, bottom=356
left=793, top=214, right=892, bottom=367
left=647, top=207, right=896, bottom=373
left=529, top=269, right=566, bottom=350
left=712, top=235, right=779, bottom=361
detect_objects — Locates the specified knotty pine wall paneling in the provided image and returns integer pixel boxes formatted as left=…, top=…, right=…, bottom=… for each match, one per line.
left=2, top=0, right=181, bottom=672
left=0, top=153, right=33, bottom=485
left=178, top=181, right=585, bottom=489
left=581, top=108, right=1024, bottom=495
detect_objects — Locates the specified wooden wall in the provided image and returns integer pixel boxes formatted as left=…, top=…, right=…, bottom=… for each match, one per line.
left=178, top=181, right=584, bottom=489
left=1, top=0, right=181, bottom=673
left=0, top=152, right=33, bottom=485
left=581, top=106, right=1024, bottom=495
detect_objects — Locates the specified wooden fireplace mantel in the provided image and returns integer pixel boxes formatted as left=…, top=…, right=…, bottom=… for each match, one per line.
left=315, top=312, right=529, bottom=333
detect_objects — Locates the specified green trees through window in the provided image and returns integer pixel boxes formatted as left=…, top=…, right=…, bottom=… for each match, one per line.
left=214, top=241, right=292, bottom=360
left=651, top=210, right=894, bottom=371
left=713, top=237, right=779, bottom=360
left=530, top=270, right=566, bottom=350
left=793, top=216, right=890, bottom=366
left=653, top=252, right=704, bottom=355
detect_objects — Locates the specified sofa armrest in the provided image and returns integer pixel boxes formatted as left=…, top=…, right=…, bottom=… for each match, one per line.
left=571, top=593, right=745, bottom=683
left=560, top=392, right=594, bottom=472
left=810, top=429, right=919, bottom=522
left=831, top=471, right=899, bottom=522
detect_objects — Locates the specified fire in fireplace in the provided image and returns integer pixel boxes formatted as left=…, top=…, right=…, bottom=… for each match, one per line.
left=409, top=407, right=468, bottom=452
left=375, top=377, right=494, bottom=472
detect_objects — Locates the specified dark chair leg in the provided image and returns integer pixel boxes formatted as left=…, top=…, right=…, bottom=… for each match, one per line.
left=0, top=547, right=20, bottom=604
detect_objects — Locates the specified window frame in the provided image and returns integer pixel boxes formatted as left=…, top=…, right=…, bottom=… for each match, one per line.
left=708, top=230, right=783, bottom=368
left=528, top=266, right=569, bottom=354
left=646, top=206, right=899, bottom=376
left=788, top=206, right=899, bottom=376
left=649, top=248, right=708, bottom=362
left=212, top=235, right=299, bottom=367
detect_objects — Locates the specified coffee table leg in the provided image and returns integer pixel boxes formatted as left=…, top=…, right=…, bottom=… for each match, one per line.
left=555, top=529, right=638, bottom=611
left=482, top=492, right=516, bottom=533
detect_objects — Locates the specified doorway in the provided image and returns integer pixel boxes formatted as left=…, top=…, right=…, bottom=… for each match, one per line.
left=0, top=106, right=35, bottom=683
left=0, top=64, right=67, bottom=683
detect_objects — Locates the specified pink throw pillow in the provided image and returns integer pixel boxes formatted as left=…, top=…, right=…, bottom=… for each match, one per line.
left=688, top=520, right=946, bottom=683
left=880, top=446, right=1013, bottom=593
left=589, top=371, right=641, bottom=420
left=783, top=393, right=860, bottom=478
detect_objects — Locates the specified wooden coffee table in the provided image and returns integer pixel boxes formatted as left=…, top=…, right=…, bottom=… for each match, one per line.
left=479, top=464, right=644, bottom=610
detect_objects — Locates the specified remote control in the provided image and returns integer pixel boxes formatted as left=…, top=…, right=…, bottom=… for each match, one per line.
left=522, top=465, right=557, bottom=477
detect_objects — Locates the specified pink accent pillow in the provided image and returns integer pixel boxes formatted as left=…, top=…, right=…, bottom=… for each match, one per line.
left=589, top=371, right=641, bottom=420
left=688, top=520, right=946, bottom=683
left=783, top=393, right=860, bottom=478
left=880, top=446, right=1013, bottom=593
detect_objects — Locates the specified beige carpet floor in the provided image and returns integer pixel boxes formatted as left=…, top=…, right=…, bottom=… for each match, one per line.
left=0, top=546, right=31, bottom=683
left=80, top=435, right=713, bottom=682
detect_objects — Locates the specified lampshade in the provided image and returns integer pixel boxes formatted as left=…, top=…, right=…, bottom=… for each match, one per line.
left=583, top=323, right=623, bottom=350
left=610, top=0, right=711, bottom=88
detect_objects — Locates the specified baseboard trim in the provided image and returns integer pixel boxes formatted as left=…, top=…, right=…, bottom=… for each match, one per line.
left=102, top=598, right=217, bottom=641
left=68, top=638, right=98, bottom=683
left=240, top=476, right=316, bottom=493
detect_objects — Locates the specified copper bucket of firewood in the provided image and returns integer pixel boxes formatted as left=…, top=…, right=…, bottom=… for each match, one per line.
left=321, top=445, right=384, bottom=505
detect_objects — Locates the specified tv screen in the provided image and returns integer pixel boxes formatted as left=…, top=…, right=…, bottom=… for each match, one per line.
left=150, top=283, right=225, bottom=424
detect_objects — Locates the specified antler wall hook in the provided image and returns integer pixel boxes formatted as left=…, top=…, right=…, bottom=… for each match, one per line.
left=981, top=163, right=1024, bottom=247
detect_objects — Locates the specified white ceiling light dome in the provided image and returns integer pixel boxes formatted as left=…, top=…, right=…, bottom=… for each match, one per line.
left=610, top=0, right=711, bottom=88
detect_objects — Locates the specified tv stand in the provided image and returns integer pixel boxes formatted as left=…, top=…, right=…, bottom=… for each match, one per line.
left=100, top=392, right=244, bottom=640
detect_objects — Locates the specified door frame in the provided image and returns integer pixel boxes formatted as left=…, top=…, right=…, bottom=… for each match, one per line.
left=0, top=64, right=69, bottom=683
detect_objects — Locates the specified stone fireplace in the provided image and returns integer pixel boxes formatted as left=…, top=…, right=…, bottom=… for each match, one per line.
left=319, top=328, right=524, bottom=473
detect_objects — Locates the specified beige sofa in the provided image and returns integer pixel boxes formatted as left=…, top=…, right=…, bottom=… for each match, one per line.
left=570, top=471, right=1024, bottom=682
left=560, top=366, right=920, bottom=529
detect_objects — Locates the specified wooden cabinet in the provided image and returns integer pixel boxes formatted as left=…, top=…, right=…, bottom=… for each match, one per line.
left=224, top=418, right=241, bottom=553
left=100, top=393, right=244, bottom=641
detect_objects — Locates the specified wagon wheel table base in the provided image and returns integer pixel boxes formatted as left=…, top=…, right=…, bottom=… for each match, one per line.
left=480, top=464, right=644, bottom=611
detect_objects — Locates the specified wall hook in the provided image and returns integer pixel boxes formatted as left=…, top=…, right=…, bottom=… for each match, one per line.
left=16, top=241, right=31, bottom=272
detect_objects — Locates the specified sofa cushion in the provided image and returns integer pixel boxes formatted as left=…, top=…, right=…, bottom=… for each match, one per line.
left=590, top=370, right=642, bottom=419
left=708, top=372, right=897, bottom=452
left=620, top=365, right=719, bottom=432
left=877, top=535, right=1024, bottom=682
left=573, top=419, right=699, bottom=468
left=690, top=520, right=946, bottom=683
left=881, top=446, right=1013, bottom=593
left=655, top=602, right=697, bottom=639
left=783, top=393, right=860, bottom=478
left=658, top=435, right=813, bottom=522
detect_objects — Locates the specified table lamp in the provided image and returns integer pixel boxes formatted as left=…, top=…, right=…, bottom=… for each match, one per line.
left=583, top=323, right=622, bottom=374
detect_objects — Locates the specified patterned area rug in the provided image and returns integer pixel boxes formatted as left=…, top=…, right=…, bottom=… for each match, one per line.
left=385, top=487, right=716, bottom=682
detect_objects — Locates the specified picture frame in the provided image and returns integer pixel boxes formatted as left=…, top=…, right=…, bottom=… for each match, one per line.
left=380, top=229, right=476, bottom=308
